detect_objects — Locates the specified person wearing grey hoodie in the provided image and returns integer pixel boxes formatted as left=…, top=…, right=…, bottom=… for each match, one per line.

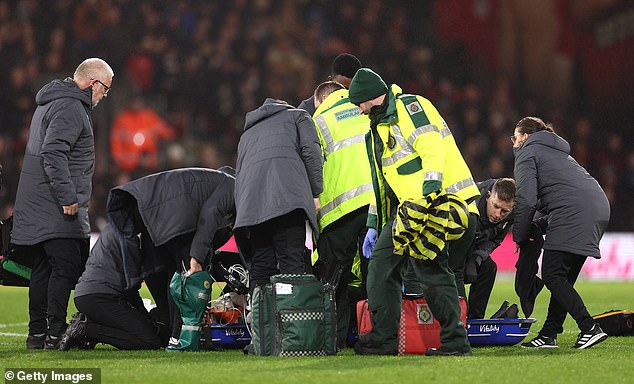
left=12, top=58, right=114, bottom=350
left=512, top=116, right=610, bottom=350
left=57, top=167, right=236, bottom=351
left=234, top=98, right=323, bottom=289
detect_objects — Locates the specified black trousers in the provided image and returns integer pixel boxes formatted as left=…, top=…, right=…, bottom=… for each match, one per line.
left=539, top=249, right=594, bottom=337
left=447, top=212, right=478, bottom=298
left=514, top=235, right=545, bottom=317
left=75, top=293, right=162, bottom=350
left=467, top=257, right=497, bottom=319
left=27, top=238, right=89, bottom=337
left=314, top=206, right=368, bottom=349
left=143, top=232, right=194, bottom=340
left=248, top=209, right=308, bottom=288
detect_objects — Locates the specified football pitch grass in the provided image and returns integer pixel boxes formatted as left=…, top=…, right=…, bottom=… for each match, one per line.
left=1, top=280, right=633, bottom=384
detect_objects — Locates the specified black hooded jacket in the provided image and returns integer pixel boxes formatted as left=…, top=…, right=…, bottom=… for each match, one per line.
left=12, top=78, right=94, bottom=245
left=512, top=130, right=610, bottom=258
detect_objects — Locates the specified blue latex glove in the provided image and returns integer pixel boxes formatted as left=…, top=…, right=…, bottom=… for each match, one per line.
left=362, top=228, right=377, bottom=259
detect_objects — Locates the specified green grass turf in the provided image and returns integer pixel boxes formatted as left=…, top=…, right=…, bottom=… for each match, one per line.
left=1, top=280, right=633, bottom=384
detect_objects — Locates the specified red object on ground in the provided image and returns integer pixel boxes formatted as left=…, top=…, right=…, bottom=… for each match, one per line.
left=357, top=295, right=467, bottom=355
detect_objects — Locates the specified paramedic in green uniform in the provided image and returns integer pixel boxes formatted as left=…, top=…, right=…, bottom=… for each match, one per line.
left=349, top=68, right=478, bottom=356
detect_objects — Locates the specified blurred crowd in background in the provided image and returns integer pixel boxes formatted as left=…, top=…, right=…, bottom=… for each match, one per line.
left=1, top=0, right=633, bottom=232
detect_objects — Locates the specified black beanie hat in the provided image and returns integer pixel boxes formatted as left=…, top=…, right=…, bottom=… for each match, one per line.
left=332, top=53, right=362, bottom=79
left=348, top=68, right=388, bottom=105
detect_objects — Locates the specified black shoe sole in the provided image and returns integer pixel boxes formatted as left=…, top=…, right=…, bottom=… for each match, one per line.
left=354, top=343, right=397, bottom=356
left=426, top=348, right=472, bottom=356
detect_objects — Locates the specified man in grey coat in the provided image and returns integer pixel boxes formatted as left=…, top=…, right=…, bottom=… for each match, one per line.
left=105, top=166, right=236, bottom=346
left=234, top=98, right=323, bottom=288
left=512, top=116, right=610, bottom=350
left=58, top=167, right=236, bottom=351
left=59, top=222, right=165, bottom=351
left=12, top=58, right=113, bottom=350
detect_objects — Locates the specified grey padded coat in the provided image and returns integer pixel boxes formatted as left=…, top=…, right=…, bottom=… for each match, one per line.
left=512, top=130, right=609, bottom=258
left=12, top=78, right=94, bottom=245
left=234, top=98, right=323, bottom=235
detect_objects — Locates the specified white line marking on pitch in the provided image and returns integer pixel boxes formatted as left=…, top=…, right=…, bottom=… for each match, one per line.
left=0, top=323, right=28, bottom=328
left=0, top=332, right=27, bottom=337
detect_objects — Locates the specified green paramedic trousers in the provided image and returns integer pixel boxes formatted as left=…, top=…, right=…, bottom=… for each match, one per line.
left=365, top=218, right=470, bottom=353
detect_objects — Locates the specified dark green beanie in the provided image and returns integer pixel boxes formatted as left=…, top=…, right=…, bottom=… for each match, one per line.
left=348, top=68, right=388, bottom=105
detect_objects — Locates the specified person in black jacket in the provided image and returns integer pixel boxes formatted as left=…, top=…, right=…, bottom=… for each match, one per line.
left=12, top=58, right=114, bottom=350
left=512, top=117, right=610, bottom=350
left=464, top=178, right=515, bottom=319
left=104, top=167, right=236, bottom=348
left=234, top=98, right=323, bottom=289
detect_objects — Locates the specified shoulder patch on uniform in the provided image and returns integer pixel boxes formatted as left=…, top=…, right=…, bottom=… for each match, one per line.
left=406, top=101, right=423, bottom=115
left=398, top=95, right=430, bottom=129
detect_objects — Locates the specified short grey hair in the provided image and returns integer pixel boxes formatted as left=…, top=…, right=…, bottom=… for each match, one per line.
left=74, top=58, right=114, bottom=82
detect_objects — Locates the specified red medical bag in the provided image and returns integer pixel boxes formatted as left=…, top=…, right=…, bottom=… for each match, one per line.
left=357, top=294, right=467, bottom=355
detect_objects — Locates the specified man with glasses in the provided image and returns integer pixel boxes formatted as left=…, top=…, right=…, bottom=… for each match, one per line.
left=12, top=58, right=114, bottom=350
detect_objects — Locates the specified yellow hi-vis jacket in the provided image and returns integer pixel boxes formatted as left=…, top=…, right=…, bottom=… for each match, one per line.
left=366, top=84, right=480, bottom=232
left=313, top=89, right=374, bottom=231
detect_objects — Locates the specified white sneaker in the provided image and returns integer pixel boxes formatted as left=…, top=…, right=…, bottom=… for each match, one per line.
left=574, top=324, right=608, bottom=350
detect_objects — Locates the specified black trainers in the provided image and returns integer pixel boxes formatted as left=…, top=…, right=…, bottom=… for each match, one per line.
left=521, top=334, right=558, bottom=348
left=353, top=334, right=397, bottom=356
left=26, top=334, right=46, bottom=350
left=425, top=346, right=472, bottom=356
left=44, top=335, right=62, bottom=350
left=574, top=324, right=608, bottom=350
left=59, top=312, right=89, bottom=351
left=490, top=300, right=510, bottom=319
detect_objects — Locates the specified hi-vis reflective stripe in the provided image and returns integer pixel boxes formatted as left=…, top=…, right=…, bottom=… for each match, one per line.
left=369, top=204, right=377, bottom=215
left=315, top=114, right=366, bottom=157
left=319, top=182, right=374, bottom=219
left=382, top=124, right=415, bottom=166
left=383, top=121, right=452, bottom=167
left=446, top=178, right=477, bottom=194
left=424, top=171, right=442, bottom=182
left=408, top=124, right=439, bottom=143
left=315, top=115, right=334, bottom=153
left=181, top=325, right=201, bottom=331
left=440, top=121, right=451, bottom=139
left=331, top=134, right=366, bottom=153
